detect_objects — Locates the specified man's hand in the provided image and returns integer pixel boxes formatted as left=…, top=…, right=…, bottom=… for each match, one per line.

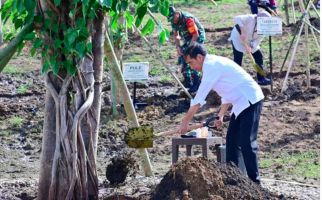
left=241, top=38, right=252, bottom=54
left=240, top=34, right=247, bottom=42
left=214, top=116, right=224, bottom=129
left=176, top=46, right=183, bottom=56
left=215, top=103, right=231, bottom=129
left=244, top=44, right=252, bottom=54
left=178, top=104, right=200, bottom=134
left=178, top=119, right=189, bottom=135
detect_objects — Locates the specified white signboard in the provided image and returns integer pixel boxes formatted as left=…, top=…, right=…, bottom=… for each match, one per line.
left=123, top=62, right=149, bottom=82
left=257, top=17, right=283, bottom=36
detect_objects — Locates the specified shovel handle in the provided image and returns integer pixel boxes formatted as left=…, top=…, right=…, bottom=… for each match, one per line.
left=156, top=123, right=204, bottom=137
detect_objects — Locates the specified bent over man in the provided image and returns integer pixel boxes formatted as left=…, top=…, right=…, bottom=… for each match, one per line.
left=168, top=6, right=206, bottom=93
left=229, top=9, right=272, bottom=85
left=178, top=44, right=264, bottom=184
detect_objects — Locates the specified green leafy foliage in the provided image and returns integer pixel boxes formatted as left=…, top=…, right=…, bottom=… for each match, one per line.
left=160, top=0, right=170, bottom=16
left=1, top=0, right=170, bottom=75
left=141, top=19, right=155, bottom=36
left=158, top=29, right=170, bottom=47
left=1, top=0, right=35, bottom=26
left=124, top=11, right=134, bottom=28
left=101, top=0, right=113, bottom=9
left=135, top=4, right=148, bottom=27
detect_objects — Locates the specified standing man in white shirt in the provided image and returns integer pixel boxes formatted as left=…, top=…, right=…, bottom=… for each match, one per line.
left=229, top=9, right=272, bottom=86
left=178, top=44, right=264, bottom=184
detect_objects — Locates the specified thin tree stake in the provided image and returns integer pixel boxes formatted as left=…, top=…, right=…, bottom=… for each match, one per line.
left=299, top=0, right=311, bottom=87
left=291, top=0, right=296, bottom=23
left=281, top=2, right=312, bottom=92
left=104, top=30, right=153, bottom=177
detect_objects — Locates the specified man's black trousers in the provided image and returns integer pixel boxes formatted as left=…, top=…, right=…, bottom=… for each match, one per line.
left=226, top=100, right=263, bottom=183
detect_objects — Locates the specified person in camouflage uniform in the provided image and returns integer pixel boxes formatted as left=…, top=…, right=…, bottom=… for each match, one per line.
left=168, top=7, right=206, bottom=92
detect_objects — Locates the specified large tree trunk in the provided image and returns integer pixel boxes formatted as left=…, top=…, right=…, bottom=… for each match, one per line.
left=38, top=89, right=57, bottom=199
left=37, top=8, right=105, bottom=200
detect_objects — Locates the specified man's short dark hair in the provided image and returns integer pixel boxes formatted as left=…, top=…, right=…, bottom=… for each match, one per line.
left=184, top=43, right=207, bottom=59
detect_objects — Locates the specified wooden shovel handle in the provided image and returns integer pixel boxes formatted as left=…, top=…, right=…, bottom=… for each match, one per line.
left=241, top=41, right=267, bottom=76
left=156, top=123, right=204, bottom=137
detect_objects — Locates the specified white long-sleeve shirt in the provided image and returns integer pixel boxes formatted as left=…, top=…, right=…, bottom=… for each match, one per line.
left=228, top=14, right=263, bottom=53
left=191, top=54, right=264, bottom=117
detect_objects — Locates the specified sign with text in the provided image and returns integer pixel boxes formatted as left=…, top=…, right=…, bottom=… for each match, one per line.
left=123, top=62, right=149, bottom=82
left=257, top=17, right=283, bottom=36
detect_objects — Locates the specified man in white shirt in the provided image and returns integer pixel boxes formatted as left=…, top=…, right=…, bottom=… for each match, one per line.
left=178, top=44, right=264, bottom=184
left=229, top=10, right=272, bottom=86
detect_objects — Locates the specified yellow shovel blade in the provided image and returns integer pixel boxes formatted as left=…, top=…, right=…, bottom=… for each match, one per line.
left=253, top=63, right=267, bottom=77
left=125, top=126, right=154, bottom=148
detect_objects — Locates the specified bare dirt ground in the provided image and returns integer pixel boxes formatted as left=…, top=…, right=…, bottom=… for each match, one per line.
left=0, top=2, right=320, bottom=200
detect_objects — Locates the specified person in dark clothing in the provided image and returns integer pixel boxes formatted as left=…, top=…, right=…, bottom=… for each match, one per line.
left=168, top=7, right=206, bottom=93
left=248, top=0, right=278, bottom=14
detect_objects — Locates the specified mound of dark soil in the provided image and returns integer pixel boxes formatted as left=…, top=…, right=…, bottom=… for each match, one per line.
left=152, top=157, right=287, bottom=200
left=106, top=152, right=138, bottom=186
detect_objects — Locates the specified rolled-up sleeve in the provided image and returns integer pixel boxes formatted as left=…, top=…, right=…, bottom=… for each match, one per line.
left=190, top=80, right=213, bottom=106
left=190, top=63, right=221, bottom=107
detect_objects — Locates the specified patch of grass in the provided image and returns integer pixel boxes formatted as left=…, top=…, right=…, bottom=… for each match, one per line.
left=160, top=75, right=173, bottom=83
left=160, top=48, right=173, bottom=59
left=260, top=158, right=273, bottom=168
left=16, top=84, right=30, bottom=94
left=2, top=65, right=19, bottom=74
left=149, top=66, right=166, bottom=76
left=260, top=151, right=320, bottom=179
left=206, top=45, right=217, bottom=55
left=8, top=116, right=24, bottom=128
left=125, top=54, right=143, bottom=62
left=0, top=130, right=11, bottom=137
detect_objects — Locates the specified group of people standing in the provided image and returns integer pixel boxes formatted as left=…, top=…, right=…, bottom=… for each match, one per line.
left=168, top=0, right=278, bottom=88
left=168, top=0, right=279, bottom=184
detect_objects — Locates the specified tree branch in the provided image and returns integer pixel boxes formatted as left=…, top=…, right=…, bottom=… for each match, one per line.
left=0, top=23, right=33, bottom=72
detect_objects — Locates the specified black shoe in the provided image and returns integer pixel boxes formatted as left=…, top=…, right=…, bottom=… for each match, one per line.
left=257, top=77, right=271, bottom=86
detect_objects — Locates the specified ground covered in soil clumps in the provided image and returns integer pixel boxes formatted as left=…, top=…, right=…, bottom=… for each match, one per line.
left=152, top=157, right=291, bottom=200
